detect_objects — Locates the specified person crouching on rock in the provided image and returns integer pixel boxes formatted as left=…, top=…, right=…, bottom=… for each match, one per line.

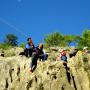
left=37, top=44, right=48, bottom=61
left=56, top=49, right=67, bottom=66
left=30, top=43, right=48, bottom=72
left=60, top=49, right=67, bottom=65
left=24, top=38, right=34, bottom=57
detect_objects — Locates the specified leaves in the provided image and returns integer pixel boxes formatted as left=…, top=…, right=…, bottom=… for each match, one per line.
left=44, top=32, right=63, bottom=46
left=44, top=30, right=90, bottom=49
left=78, top=30, right=90, bottom=49
left=5, top=34, right=18, bottom=46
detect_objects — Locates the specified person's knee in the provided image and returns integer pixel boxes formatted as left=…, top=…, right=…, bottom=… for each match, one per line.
left=45, top=54, right=48, bottom=60
left=41, top=54, right=48, bottom=61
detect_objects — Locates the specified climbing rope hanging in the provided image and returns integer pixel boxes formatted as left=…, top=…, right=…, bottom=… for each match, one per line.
left=0, top=17, right=28, bottom=38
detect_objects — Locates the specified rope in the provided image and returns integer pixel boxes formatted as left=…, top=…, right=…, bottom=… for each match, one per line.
left=0, top=17, right=28, bottom=38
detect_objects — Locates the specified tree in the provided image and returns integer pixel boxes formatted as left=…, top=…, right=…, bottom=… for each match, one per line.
left=78, top=30, right=90, bottom=49
left=63, top=35, right=81, bottom=46
left=44, top=32, right=63, bottom=46
left=5, top=34, right=18, bottom=46
left=74, top=36, right=81, bottom=43
left=44, top=30, right=90, bottom=48
left=63, top=35, right=75, bottom=46
left=82, top=30, right=90, bottom=46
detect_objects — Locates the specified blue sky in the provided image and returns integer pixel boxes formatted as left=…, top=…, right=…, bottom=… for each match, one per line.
left=0, top=0, right=90, bottom=45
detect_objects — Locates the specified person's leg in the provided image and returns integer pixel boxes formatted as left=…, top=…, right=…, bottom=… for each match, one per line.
left=30, top=59, right=34, bottom=72
left=32, top=60, right=37, bottom=72
left=38, top=55, right=43, bottom=61
left=30, top=53, right=38, bottom=72
left=30, top=61, right=33, bottom=69
left=38, top=54, right=48, bottom=61
left=28, top=49, right=31, bottom=57
left=43, top=54, right=48, bottom=60
left=30, top=60, right=38, bottom=72
left=30, top=53, right=35, bottom=72
left=24, top=49, right=29, bottom=57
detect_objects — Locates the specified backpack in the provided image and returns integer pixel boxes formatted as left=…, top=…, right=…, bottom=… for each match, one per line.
left=61, top=56, right=67, bottom=62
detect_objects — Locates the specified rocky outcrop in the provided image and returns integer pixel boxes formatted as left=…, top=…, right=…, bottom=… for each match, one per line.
left=0, top=50, right=90, bottom=90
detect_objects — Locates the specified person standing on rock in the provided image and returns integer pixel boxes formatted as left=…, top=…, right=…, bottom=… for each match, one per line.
left=24, top=38, right=35, bottom=57
left=29, top=37, right=35, bottom=49
left=30, top=43, right=48, bottom=72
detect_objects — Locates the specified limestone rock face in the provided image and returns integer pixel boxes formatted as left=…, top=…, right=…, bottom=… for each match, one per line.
left=0, top=50, right=90, bottom=90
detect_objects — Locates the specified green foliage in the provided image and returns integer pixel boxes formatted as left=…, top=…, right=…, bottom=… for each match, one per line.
left=0, top=43, right=12, bottom=50
left=0, top=34, right=18, bottom=50
left=19, top=43, right=25, bottom=48
left=5, top=34, right=18, bottom=46
left=44, top=32, right=81, bottom=47
left=63, top=35, right=81, bottom=46
left=44, top=30, right=90, bottom=49
left=44, top=32, right=63, bottom=46
left=60, top=41, right=67, bottom=47
left=78, top=30, right=90, bottom=49
left=73, top=36, right=81, bottom=43
left=82, top=30, right=90, bottom=46
left=63, top=35, right=75, bottom=46
left=0, top=30, right=90, bottom=50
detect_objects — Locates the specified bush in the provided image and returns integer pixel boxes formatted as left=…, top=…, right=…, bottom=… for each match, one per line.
left=19, top=43, right=25, bottom=48
left=44, top=32, right=63, bottom=46
left=0, top=43, right=12, bottom=50
left=78, top=30, right=90, bottom=49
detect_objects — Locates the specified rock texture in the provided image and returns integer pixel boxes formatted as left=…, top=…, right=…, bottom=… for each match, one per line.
left=0, top=48, right=90, bottom=90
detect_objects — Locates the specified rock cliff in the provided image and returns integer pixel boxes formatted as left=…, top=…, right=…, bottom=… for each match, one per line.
left=0, top=48, right=90, bottom=90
